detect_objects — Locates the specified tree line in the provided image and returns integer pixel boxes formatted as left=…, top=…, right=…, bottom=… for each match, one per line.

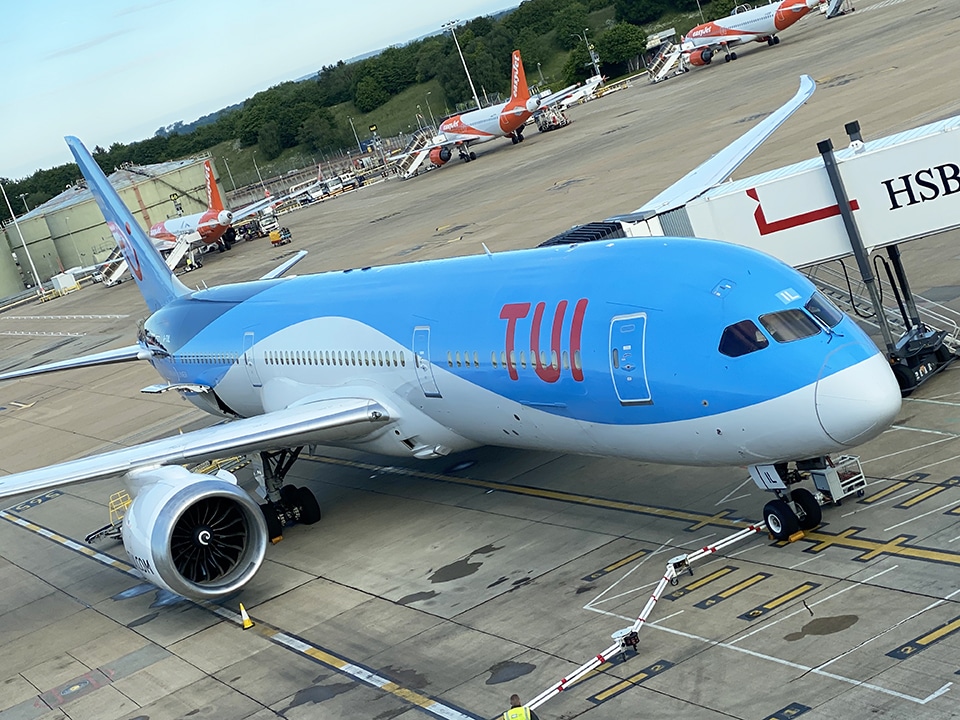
left=2, top=0, right=734, bottom=224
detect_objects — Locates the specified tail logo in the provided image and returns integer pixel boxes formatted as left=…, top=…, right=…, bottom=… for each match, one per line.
left=112, top=221, right=143, bottom=281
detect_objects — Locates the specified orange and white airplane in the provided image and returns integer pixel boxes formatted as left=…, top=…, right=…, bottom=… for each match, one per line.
left=681, top=0, right=819, bottom=66
left=418, top=50, right=542, bottom=168
left=149, top=161, right=274, bottom=252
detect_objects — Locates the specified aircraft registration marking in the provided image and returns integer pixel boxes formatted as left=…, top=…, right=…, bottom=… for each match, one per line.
left=886, top=615, right=960, bottom=660
left=310, top=456, right=960, bottom=570
left=739, top=583, right=821, bottom=621
left=694, top=573, right=771, bottom=609
left=587, top=660, right=673, bottom=704
left=582, top=549, right=649, bottom=581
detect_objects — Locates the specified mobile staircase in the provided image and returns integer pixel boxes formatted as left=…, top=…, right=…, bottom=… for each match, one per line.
left=648, top=41, right=684, bottom=83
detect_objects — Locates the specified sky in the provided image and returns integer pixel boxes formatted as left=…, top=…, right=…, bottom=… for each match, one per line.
left=1, top=0, right=513, bottom=181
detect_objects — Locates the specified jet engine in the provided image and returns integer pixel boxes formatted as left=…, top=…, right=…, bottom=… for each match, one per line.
left=525, top=97, right=540, bottom=113
left=688, top=47, right=714, bottom=66
left=217, top=210, right=234, bottom=226
left=121, top=466, right=268, bottom=600
left=429, top=147, right=452, bottom=167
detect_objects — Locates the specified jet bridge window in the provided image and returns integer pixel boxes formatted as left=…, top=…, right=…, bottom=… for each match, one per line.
left=805, top=292, right=843, bottom=328
left=759, top=309, right=821, bottom=343
left=719, top=319, right=769, bottom=358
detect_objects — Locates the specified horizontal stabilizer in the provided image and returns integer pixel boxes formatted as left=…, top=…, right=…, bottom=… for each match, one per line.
left=260, top=250, right=308, bottom=280
left=0, top=344, right=147, bottom=382
left=611, top=75, right=815, bottom=222
left=0, top=397, right=389, bottom=500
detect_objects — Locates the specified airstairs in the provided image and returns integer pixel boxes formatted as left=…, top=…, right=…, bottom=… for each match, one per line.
left=164, top=234, right=194, bottom=271
left=647, top=41, right=684, bottom=83
left=97, top=247, right=128, bottom=287
left=822, top=0, right=849, bottom=18
left=396, top=131, right=432, bottom=179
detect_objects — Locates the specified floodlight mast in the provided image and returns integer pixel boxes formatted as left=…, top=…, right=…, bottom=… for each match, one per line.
left=443, top=20, right=482, bottom=111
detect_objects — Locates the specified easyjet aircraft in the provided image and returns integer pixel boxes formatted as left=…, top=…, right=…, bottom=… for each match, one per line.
left=417, top=49, right=542, bottom=168
left=0, top=79, right=901, bottom=603
left=681, top=0, right=819, bottom=66
left=149, top=160, right=274, bottom=252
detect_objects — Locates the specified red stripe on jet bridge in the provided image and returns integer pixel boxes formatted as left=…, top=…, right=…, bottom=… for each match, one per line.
left=748, top=187, right=860, bottom=235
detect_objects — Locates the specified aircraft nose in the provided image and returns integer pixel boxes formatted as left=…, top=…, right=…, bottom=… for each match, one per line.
left=815, top=349, right=901, bottom=446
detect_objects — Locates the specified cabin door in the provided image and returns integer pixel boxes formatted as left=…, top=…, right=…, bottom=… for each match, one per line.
left=609, top=313, right=652, bottom=405
left=242, top=331, right=262, bottom=388
left=412, top=326, right=442, bottom=398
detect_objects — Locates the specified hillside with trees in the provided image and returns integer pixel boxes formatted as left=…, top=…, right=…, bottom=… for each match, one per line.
left=1, top=0, right=735, bottom=223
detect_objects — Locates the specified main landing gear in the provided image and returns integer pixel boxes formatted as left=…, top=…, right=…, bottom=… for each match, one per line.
left=510, top=128, right=525, bottom=144
left=458, top=146, right=477, bottom=162
left=254, top=447, right=322, bottom=541
left=748, top=456, right=865, bottom=540
left=766, top=36, right=781, bottom=46
left=723, top=51, right=738, bottom=62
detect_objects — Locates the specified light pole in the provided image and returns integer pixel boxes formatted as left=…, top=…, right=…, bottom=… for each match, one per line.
left=1, top=181, right=41, bottom=291
left=17, top=193, right=30, bottom=213
left=694, top=0, right=705, bottom=23
left=425, top=92, right=437, bottom=130
left=443, top=20, right=481, bottom=110
left=537, top=62, right=545, bottom=85
left=252, top=150, right=265, bottom=191
left=348, top=116, right=363, bottom=154
left=223, top=157, right=237, bottom=191
left=416, top=105, right=424, bottom=132
left=582, top=27, right=602, bottom=78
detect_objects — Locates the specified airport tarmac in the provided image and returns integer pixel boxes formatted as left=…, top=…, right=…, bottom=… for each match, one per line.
left=2, top=1, right=960, bottom=718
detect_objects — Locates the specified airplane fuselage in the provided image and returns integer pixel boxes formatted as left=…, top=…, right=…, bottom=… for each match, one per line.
left=683, top=0, right=818, bottom=50
left=149, top=208, right=231, bottom=246
left=439, top=102, right=531, bottom=145
left=140, top=237, right=900, bottom=468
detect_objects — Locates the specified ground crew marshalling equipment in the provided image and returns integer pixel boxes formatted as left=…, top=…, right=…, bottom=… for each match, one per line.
left=526, top=523, right=768, bottom=712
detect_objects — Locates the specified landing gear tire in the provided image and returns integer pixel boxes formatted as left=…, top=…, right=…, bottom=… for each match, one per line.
left=773, top=36, right=780, bottom=44
left=469, top=151, right=476, bottom=160
left=280, top=484, right=299, bottom=504
left=511, top=134, right=519, bottom=144
left=297, top=486, right=322, bottom=525
left=730, top=52, right=738, bottom=60
left=724, top=54, right=731, bottom=62
left=763, top=499, right=799, bottom=540
left=791, top=488, right=822, bottom=531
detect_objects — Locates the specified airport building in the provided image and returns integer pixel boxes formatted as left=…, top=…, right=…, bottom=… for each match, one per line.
left=0, top=157, right=212, bottom=298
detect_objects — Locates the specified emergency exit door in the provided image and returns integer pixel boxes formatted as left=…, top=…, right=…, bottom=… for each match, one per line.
left=242, top=331, right=262, bottom=388
left=609, top=313, right=652, bottom=405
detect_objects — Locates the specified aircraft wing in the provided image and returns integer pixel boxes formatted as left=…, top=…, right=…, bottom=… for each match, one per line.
left=230, top=196, right=278, bottom=222
left=0, top=344, right=148, bottom=382
left=260, top=250, right=308, bottom=280
left=535, top=84, right=579, bottom=109
left=611, top=75, right=815, bottom=221
left=0, top=397, right=390, bottom=500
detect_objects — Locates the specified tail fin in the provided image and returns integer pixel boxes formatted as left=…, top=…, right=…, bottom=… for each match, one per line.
left=507, top=50, right=530, bottom=107
left=66, top=137, right=190, bottom=312
left=204, top=160, right=225, bottom=212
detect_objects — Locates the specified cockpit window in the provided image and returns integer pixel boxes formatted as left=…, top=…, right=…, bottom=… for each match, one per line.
left=805, top=292, right=843, bottom=328
left=719, top=319, right=769, bottom=357
left=759, top=309, right=821, bottom=343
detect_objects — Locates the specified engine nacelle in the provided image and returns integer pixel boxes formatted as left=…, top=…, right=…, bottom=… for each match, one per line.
left=688, top=47, right=714, bottom=66
left=525, top=97, right=540, bottom=113
left=122, top=466, right=267, bottom=600
left=429, top=146, right=452, bottom=167
left=217, top=210, right=233, bottom=226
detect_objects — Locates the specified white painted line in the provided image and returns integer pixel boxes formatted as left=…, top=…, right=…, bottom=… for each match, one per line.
left=649, top=609, right=684, bottom=625
left=729, top=566, right=897, bottom=645
left=788, top=554, right=822, bottom=570
left=715, top=478, right=752, bottom=506
left=863, top=436, right=953, bottom=464
left=883, top=500, right=959, bottom=532
left=887, top=424, right=960, bottom=437
left=728, top=544, right=758, bottom=558
left=840, top=489, right=921, bottom=517
left=585, top=538, right=672, bottom=608
left=689, top=533, right=716, bottom=546
left=898, top=451, right=960, bottom=477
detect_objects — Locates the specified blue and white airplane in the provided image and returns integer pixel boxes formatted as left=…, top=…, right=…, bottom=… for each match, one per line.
left=0, top=79, right=901, bottom=601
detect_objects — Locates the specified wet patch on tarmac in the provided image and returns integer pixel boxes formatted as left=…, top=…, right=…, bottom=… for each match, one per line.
left=381, top=665, right=429, bottom=689
left=127, top=612, right=159, bottom=628
left=278, top=680, right=355, bottom=714
left=397, top=590, right=439, bottom=605
left=576, top=584, right=597, bottom=595
left=785, top=615, right=859, bottom=641
left=429, top=544, right=503, bottom=583
left=487, top=576, right=510, bottom=588
left=486, top=660, right=537, bottom=685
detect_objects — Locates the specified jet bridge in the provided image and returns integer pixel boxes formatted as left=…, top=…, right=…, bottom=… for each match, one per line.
left=612, top=114, right=960, bottom=392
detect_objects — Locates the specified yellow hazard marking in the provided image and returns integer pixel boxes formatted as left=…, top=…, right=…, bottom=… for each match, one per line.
left=895, top=486, right=946, bottom=508
left=860, top=481, right=909, bottom=504
left=887, top=615, right=960, bottom=659
left=587, top=660, right=673, bottom=704
left=583, top=550, right=648, bottom=581
left=740, top=583, right=820, bottom=620
left=665, top=566, right=737, bottom=600
left=695, top=573, right=771, bottom=609
left=307, top=455, right=960, bottom=569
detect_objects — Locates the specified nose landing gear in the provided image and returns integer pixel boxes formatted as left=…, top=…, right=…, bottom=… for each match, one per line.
left=750, top=456, right=863, bottom=540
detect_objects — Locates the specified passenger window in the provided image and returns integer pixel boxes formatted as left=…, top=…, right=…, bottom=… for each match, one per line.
left=519, top=351, right=527, bottom=369
left=573, top=350, right=582, bottom=372
left=400, top=352, right=405, bottom=367
left=562, top=351, right=569, bottom=370
left=759, top=310, right=821, bottom=343
left=474, top=351, right=480, bottom=367
left=448, top=351, right=453, bottom=367
left=378, top=351, right=384, bottom=366
left=501, top=351, right=507, bottom=368
left=393, top=351, right=399, bottom=366
left=491, top=352, right=498, bottom=368
left=456, top=351, right=462, bottom=367
left=805, top=292, right=843, bottom=328
left=719, top=319, right=769, bottom=357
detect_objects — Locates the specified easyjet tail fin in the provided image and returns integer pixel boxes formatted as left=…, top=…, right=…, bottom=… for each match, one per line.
left=66, top=137, right=190, bottom=313
left=507, top=50, right=530, bottom=106
left=204, top=160, right=225, bottom=211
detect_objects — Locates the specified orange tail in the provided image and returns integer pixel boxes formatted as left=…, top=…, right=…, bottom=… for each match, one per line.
left=205, top=160, right=225, bottom=212
left=506, top=50, right=530, bottom=109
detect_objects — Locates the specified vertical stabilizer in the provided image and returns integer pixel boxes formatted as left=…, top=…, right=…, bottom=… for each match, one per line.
left=507, top=50, right=530, bottom=106
left=204, top=160, right=225, bottom=212
left=66, top=137, right=190, bottom=312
